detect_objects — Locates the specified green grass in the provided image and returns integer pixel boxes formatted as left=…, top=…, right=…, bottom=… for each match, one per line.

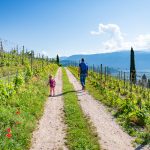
left=0, top=64, right=58, bottom=150
left=62, top=68, right=100, bottom=150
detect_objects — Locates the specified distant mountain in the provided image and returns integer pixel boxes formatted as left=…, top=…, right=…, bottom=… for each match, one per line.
left=60, top=51, right=150, bottom=71
left=60, top=56, right=68, bottom=60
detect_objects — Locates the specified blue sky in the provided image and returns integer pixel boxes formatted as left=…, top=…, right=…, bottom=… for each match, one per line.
left=0, top=0, right=150, bottom=57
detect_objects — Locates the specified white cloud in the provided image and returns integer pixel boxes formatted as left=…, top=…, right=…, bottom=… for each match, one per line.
left=91, top=24, right=123, bottom=39
left=41, top=50, right=47, bottom=56
left=91, top=23, right=150, bottom=51
left=133, top=34, right=150, bottom=50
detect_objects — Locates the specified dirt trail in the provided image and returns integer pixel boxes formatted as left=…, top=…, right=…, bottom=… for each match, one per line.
left=66, top=68, right=135, bottom=150
left=30, top=68, right=68, bottom=150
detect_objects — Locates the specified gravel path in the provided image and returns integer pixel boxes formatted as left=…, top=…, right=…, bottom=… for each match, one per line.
left=30, top=68, right=68, bottom=150
left=66, top=68, right=135, bottom=150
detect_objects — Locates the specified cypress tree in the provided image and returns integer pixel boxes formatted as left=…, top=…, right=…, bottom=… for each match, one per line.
left=56, top=54, right=59, bottom=65
left=0, top=41, right=4, bottom=52
left=130, top=47, right=136, bottom=84
left=148, top=79, right=150, bottom=88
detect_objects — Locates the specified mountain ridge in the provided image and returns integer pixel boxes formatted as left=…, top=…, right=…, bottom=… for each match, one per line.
left=60, top=51, right=150, bottom=70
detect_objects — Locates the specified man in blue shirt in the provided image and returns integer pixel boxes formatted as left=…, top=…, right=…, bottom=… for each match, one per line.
left=78, top=58, right=88, bottom=90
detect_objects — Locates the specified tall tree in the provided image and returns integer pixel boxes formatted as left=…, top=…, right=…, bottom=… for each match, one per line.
left=0, top=41, right=4, bottom=52
left=130, top=47, right=136, bottom=84
left=148, top=79, right=150, bottom=88
left=56, top=54, right=59, bottom=65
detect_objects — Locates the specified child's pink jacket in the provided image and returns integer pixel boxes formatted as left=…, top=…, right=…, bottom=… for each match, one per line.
left=49, top=79, right=56, bottom=88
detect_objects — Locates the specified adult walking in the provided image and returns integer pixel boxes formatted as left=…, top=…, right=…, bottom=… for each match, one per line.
left=78, top=58, right=88, bottom=90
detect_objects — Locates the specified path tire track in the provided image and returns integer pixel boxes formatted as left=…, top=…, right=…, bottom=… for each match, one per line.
left=30, top=68, right=68, bottom=150
left=65, top=68, right=135, bottom=150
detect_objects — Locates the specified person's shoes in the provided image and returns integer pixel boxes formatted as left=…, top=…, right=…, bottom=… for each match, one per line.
left=82, top=86, right=85, bottom=90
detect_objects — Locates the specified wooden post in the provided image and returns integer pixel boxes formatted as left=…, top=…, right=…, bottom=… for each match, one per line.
left=31, top=51, right=33, bottom=71
left=124, top=72, right=126, bottom=92
left=105, top=66, right=106, bottom=82
left=121, top=71, right=122, bottom=80
left=21, top=46, right=24, bottom=65
left=42, top=55, right=44, bottom=69
left=8, top=51, right=9, bottom=65
left=93, top=64, right=94, bottom=72
left=16, top=45, right=18, bottom=55
left=100, top=64, right=102, bottom=81
left=107, top=66, right=109, bottom=81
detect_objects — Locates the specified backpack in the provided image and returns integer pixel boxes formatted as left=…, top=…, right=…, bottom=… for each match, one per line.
left=80, top=62, right=88, bottom=74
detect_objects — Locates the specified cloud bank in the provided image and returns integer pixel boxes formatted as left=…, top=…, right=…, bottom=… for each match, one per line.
left=91, top=23, right=150, bottom=52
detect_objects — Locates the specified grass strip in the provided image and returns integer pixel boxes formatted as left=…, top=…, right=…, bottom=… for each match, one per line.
left=62, top=68, right=100, bottom=150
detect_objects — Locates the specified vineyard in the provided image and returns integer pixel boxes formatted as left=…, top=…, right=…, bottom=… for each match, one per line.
left=68, top=66, right=150, bottom=145
left=0, top=50, right=58, bottom=149
left=1, top=0, right=150, bottom=149
left=0, top=49, right=150, bottom=149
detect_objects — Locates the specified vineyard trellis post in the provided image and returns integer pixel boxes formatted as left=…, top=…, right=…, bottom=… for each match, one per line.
left=121, top=71, right=122, bottom=80
left=93, top=64, right=94, bottom=72
left=7, top=51, right=9, bottom=66
left=22, top=46, right=24, bottom=65
left=106, top=66, right=108, bottom=81
left=124, top=72, right=126, bottom=92
left=16, top=45, right=18, bottom=55
left=11, top=49, right=13, bottom=65
left=100, top=64, right=102, bottom=82
left=104, top=66, right=106, bottom=82
left=30, top=50, right=33, bottom=71
left=42, top=55, right=44, bottom=69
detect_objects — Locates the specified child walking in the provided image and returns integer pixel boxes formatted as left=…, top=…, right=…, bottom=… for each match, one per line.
left=48, top=75, right=56, bottom=96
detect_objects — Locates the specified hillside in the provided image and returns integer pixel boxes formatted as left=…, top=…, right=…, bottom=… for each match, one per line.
left=61, top=51, right=150, bottom=71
